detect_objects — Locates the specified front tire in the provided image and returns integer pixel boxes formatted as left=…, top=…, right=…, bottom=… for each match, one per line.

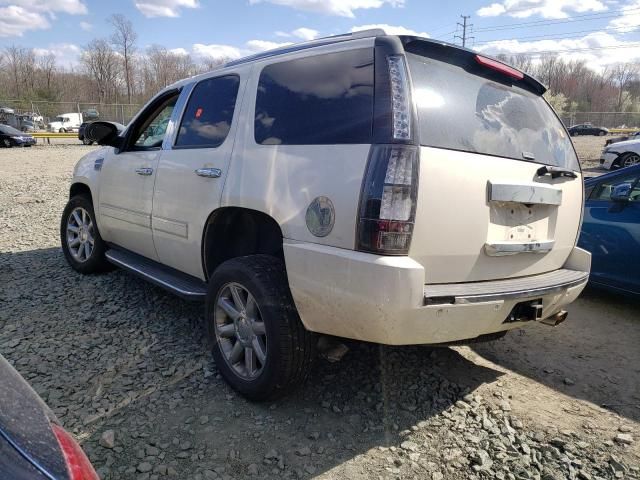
left=2, top=138, right=12, bottom=148
left=82, top=137, right=93, bottom=145
left=206, top=255, right=315, bottom=401
left=599, top=130, right=606, bottom=136
left=620, top=152, right=640, bottom=168
left=60, top=195, right=112, bottom=274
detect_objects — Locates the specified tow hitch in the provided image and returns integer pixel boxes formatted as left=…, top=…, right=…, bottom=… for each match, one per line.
left=504, top=299, right=543, bottom=323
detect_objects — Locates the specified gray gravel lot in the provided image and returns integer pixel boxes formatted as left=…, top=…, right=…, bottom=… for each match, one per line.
left=0, top=142, right=638, bottom=479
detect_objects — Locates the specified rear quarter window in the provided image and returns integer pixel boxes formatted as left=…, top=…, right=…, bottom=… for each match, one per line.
left=254, top=48, right=374, bottom=145
left=406, top=52, right=579, bottom=170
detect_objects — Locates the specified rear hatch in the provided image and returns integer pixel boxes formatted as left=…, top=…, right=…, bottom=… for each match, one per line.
left=403, top=40, right=583, bottom=284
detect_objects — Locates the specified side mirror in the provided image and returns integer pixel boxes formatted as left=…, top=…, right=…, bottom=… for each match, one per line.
left=85, top=121, right=125, bottom=148
left=611, top=183, right=632, bottom=203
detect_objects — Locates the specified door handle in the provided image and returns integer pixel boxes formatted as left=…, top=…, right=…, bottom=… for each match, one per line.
left=135, top=167, right=153, bottom=176
left=195, top=167, right=222, bottom=178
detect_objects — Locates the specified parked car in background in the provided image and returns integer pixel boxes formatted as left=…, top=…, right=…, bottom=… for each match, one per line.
left=0, top=354, right=99, bottom=479
left=600, top=139, right=640, bottom=169
left=20, top=120, right=36, bottom=133
left=0, top=124, right=36, bottom=147
left=605, top=130, right=640, bottom=146
left=579, top=164, right=640, bottom=296
left=568, top=123, right=609, bottom=136
left=47, top=113, right=83, bottom=133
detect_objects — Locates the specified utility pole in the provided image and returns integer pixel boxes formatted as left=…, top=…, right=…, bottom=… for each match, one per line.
left=455, top=15, right=473, bottom=47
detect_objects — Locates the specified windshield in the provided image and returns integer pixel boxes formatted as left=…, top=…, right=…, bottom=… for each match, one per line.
left=0, top=125, right=23, bottom=135
left=406, top=52, right=579, bottom=171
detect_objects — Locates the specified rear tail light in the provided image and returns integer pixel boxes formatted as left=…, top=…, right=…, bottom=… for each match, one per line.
left=357, top=145, right=419, bottom=255
left=387, top=55, right=412, bottom=140
left=51, top=424, right=99, bottom=480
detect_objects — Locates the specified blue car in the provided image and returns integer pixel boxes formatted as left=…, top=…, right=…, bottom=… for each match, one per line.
left=579, top=164, right=640, bottom=296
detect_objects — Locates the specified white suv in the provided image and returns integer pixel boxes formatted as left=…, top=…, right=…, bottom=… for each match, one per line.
left=61, top=30, right=591, bottom=400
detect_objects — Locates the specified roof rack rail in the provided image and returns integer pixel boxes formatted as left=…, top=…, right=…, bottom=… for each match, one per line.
left=225, top=29, right=385, bottom=68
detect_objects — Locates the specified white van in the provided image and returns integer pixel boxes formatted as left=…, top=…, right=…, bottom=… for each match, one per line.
left=48, top=113, right=82, bottom=132
left=61, top=30, right=591, bottom=400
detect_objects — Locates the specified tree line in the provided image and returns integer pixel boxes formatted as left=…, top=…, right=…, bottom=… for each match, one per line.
left=1, top=15, right=639, bottom=118
left=0, top=14, right=226, bottom=108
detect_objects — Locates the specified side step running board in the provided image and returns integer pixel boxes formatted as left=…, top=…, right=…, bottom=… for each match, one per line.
left=105, top=248, right=207, bottom=301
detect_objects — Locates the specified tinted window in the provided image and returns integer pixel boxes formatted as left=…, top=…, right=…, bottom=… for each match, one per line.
left=176, top=75, right=240, bottom=148
left=406, top=52, right=579, bottom=170
left=254, top=48, right=374, bottom=145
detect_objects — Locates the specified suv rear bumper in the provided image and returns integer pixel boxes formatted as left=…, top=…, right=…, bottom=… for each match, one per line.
left=284, top=242, right=590, bottom=345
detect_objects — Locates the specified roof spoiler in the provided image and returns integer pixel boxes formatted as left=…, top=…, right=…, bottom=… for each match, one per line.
left=399, top=36, right=546, bottom=95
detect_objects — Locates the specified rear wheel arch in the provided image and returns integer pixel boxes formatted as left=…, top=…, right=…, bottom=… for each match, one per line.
left=201, top=207, right=285, bottom=280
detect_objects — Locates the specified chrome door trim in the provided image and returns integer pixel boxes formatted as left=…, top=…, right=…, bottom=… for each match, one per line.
left=162, top=81, right=195, bottom=151
left=488, top=181, right=562, bottom=206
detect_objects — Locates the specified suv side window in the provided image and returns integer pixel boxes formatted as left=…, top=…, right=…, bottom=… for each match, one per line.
left=591, top=174, right=640, bottom=201
left=254, top=48, right=374, bottom=145
left=175, top=75, right=240, bottom=148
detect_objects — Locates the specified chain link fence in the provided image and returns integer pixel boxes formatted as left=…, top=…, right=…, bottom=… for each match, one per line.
left=0, top=100, right=141, bottom=129
left=560, top=112, right=640, bottom=129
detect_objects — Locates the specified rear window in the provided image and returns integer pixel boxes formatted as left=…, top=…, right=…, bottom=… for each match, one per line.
left=254, top=48, right=374, bottom=145
left=406, top=52, right=579, bottom=170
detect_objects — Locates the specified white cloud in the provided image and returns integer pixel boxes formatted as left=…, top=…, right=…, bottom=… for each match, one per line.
left=476, top=31, right=640, bottom=70
left=79, top=21, right=92, bottom=31
left=32, top=43, right=81, bottom=67
left=0, top=0, right=88, bottom=15
left=134, top=0, right=198, bottom=17
left=169, top=47, right=189, bottom=56
left=191, top=38, right=294, bottom=63
left=351, top=24, right=429, bottom=37
left=477, top=0, right=607, bottom=19
left=0, top=0, right=87, bottom=37
left=192, top=43, right=243, bottom=62
left=249, top=0, right=404, bottom=18
left=0, top=6, right=49, bottom=37
left=608, top=0, right=640, bottom=32
left=291, top=27, right=318, bottom=40
left=245, top=39, right=293, bottom=52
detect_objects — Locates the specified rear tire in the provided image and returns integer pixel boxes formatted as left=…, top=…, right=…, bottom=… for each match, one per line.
left=206, top=255, right=315, bottom=401
left=82, top=137, right=93, bottom=145
left=60, top=195, right=112, bottom=274
left=59, top=128, right=66, bottom=133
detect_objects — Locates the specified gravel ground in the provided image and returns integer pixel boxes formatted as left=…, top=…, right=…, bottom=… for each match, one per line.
left=0, top=141, right=638, bottom=480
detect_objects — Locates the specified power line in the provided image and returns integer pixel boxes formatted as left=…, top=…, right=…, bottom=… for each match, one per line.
left=484, top=42, right=640, bottom=57
left=454, top=15, right=474, bottom=47
left=473, top=7, right=640, bottom=33
left=474, top=24, right=640, bottom=45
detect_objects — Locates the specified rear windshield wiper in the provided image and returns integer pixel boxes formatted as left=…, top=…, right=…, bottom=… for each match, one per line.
left=536, top=166, right=578, bottom=179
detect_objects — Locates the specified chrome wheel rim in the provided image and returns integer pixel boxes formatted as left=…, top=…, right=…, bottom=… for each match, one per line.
left=214, top=283, right=267, bottom=380
left=623, top=154, right=639, bottom=167
left=3, top=139, right=10, bottom=147
left=66, top=207, right=95, bottom=263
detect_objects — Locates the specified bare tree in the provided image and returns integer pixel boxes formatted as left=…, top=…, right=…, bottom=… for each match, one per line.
left=4, top=45, right=25, bottom=97
left=609, top=63, right=640, bottom=112
left=108, top=14, right=137, bottom=104
left=82, top=39, right=120, bottom=103
left=143, top=45, right=197, bottom=91
left=38, top=53, right=57, bottom=95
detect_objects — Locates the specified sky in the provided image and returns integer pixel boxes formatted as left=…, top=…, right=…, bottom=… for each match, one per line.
left=1, top=0, right=639, bottom=71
